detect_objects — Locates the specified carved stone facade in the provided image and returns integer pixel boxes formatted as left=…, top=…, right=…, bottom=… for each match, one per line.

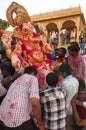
left=30, top=6, right=85, bottom=45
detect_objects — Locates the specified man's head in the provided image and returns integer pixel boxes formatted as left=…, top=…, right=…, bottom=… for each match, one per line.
left=68, top=43, right=80, bottom=57
left=46, top=72, right=58, bottom=86
left=59, top=63, right=71, bottom=77
left=24, top=66, right=37, bottom=76
left=1, top=61, right=12, bottom=78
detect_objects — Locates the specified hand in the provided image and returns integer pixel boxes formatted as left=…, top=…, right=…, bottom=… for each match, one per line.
left=1, top=34, right=11, bottom=48
left=12, top=71, right=22, bottom=81
left=17, top=66, right=24, bottom=74
left=22, top=60, right=29, bottom=67
left=39, top=122, right=45, bottom=130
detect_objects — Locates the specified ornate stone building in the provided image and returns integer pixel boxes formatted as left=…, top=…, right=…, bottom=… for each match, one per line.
left=30, top=6, right=85, bottom=45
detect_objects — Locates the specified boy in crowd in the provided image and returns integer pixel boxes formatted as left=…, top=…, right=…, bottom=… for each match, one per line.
left=40, top=72, right=66, bottom=130
left=59, top=63, right=79, bottom=130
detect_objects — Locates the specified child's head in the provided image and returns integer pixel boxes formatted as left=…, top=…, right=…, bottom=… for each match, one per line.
left=46, top=72, right=58, bottom=86
left=1, top=61, right=12, bottom=78
left=59, top=63, right=71, bottom=77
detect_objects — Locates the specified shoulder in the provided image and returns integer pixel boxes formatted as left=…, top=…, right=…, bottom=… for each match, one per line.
left=62, top=75, right=79, bottom=86
left=40, top=87, right=64, bottom=97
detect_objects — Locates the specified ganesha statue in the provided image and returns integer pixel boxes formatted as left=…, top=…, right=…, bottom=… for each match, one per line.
left=2, top=2, right=53, bottom=91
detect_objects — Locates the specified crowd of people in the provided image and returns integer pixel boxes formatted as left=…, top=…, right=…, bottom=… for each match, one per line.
left=48, top=28, right=85, bottom=49
left=0, top=1, right=86, bottom=130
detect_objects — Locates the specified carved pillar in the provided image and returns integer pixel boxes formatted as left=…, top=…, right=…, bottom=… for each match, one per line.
left=58, top=27, right=62, bottom=46
left=57, top=21, right=62, bottom=47
left=76, top=17, right=81, bottom=43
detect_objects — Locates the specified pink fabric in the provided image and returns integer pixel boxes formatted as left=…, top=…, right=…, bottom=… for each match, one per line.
left=0, top=74, right=39, bottom=127
left=68, top=54, right=83, bottom=79
left=82, top=54, right=86, bottom=84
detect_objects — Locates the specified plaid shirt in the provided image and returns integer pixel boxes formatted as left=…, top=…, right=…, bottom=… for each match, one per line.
left=0, top=74, right=39, bottom=127
left=40, top=87, right=66, bottom=130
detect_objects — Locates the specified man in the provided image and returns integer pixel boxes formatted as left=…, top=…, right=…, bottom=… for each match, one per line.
left=40, top=72, right=66, bottom=130
left=0, top=61, right=21, bottom=104
left=71, top=79, right=86, bottom=130
left=71, top=94, right=86, bottom=129
left=59, top=63, right=79, bottom=130
left=0, top=66, right=45, bottom=130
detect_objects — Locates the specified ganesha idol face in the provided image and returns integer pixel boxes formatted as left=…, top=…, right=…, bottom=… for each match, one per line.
left=13, top=22, right=34, bottom=38
left=22, top=22, right=34, bottom=36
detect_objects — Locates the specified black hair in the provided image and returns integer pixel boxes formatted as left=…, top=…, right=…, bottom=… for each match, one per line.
left=70, top=42, right=79, bottom=46
left=59, top=63, right=71, bottom=75
left=78, top=79, right=86, bottom=101
left=59, top=47, right=67, bottom=54
left=78, top=79, right=86, bottom=91
left=55, top=48, right=59, bottom=51
left=1, top=61, right=12, bottom=72
left=70, top=45, right=80, bottom=53
left=24, top=66, right=37, bottom=75
left=68, top=42, right=80, bottom=53
left=46, top=72, right=58, bottom=86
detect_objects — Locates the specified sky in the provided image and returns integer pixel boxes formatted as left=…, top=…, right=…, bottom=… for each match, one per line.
left=0, top=0, right=86, bottom=30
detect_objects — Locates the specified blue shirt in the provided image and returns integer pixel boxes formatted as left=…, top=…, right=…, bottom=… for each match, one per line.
left=61, top=75, right=79, bottom=115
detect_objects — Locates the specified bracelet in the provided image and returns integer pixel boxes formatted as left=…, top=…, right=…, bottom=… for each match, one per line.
left=10, top=76, right=13, bottom=81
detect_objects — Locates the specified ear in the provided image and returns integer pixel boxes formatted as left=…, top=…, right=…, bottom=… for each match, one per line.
left=63, top=72, right=67, bottom=78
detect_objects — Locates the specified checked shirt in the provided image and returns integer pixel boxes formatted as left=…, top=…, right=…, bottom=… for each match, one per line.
left=40, top=87, right=66, bottom=130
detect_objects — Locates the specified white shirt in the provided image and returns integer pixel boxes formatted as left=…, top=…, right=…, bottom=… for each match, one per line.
left=61, top=75, right=79, bottom=115
left=0, top=74, right=39, bottom=127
